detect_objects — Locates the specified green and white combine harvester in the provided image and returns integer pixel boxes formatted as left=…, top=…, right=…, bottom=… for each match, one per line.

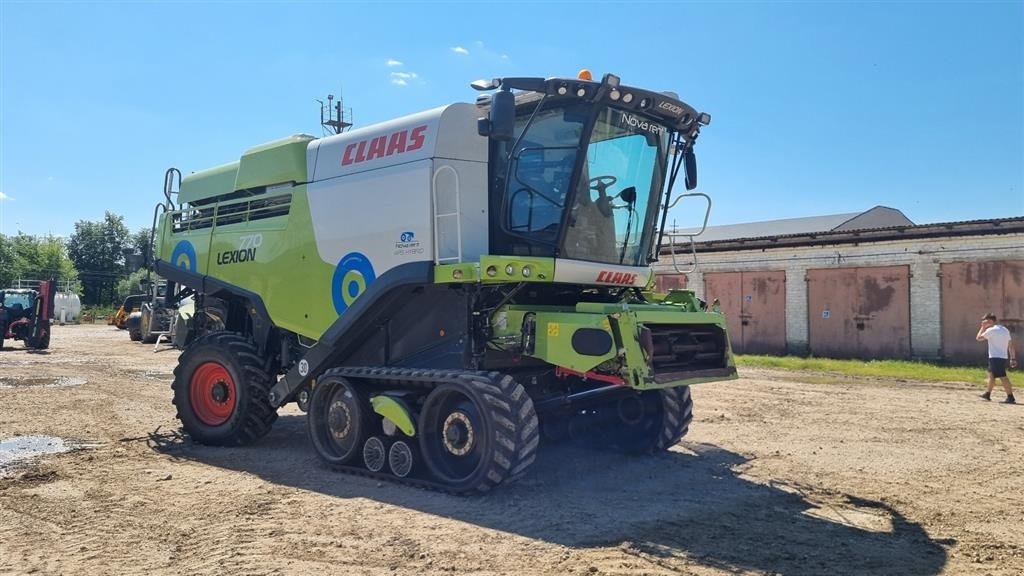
left=151, top=72, right=736, bottom=493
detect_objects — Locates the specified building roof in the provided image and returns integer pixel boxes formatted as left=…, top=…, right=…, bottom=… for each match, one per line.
left=660, top=215, right=1024, bottom=255
left=673, top=206, right=914, bottom=243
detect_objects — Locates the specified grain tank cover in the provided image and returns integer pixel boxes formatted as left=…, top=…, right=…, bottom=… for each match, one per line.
left=234, top=134, right=315, bottom=191
left=176, top=134, right=314, bottom=206
left=178, top=162, right=238, bottom=205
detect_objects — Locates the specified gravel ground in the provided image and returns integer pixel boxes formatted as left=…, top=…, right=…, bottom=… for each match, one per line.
left=1, top=324, right=1021, bottom=575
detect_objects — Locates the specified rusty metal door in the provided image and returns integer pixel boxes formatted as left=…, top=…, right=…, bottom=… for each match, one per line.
left=654, top=273, right=688, bottom=292
left=808, top=266, right=910, bottom=359
left=741, top=271, right=787, bottom=355
left=941, top=261, right=1024, bottom=363
left=704, top=272, right=743, bottom=353
left=705, top=271, right=786, bottom=355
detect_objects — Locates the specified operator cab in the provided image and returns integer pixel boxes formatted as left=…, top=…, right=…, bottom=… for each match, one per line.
left=480, top=73, right=709, bottom=269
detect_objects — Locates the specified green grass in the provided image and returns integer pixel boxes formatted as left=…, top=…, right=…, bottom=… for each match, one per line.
left=734, top=355, right=986, bottom=385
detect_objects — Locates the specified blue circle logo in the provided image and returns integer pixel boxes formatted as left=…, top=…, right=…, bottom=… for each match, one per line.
left=170, top=240, right=197, bottom=272
left=332, top=252, right=375, bottom=314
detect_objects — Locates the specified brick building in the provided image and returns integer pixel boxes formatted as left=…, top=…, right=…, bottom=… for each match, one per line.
left=655, top=208, right=1024, bottom=362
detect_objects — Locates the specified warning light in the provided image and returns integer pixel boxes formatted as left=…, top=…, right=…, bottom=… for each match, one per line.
left=578, top=69, right=593, bottom=81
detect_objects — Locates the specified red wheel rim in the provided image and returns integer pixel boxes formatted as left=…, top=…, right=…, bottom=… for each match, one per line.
left=189, top=362, right=237, bottom=426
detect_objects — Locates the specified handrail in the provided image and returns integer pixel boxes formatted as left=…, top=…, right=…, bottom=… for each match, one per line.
left=432, top=165, right=463, bottom=264
left=663, top=192, right=712, bottom=274
left=163, top=168, right=181, bottom=211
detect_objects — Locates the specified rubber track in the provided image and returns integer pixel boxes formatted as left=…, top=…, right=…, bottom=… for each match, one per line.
left=314, top=367, right=540, bottom=495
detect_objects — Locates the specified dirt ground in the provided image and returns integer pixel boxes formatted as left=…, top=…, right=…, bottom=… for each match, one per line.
left=1, top=324, right=1021, bottom=576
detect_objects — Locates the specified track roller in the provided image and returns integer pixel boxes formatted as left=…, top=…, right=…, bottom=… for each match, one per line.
left=363, top=436, right=387, bottom=472
left=388, top=440, right=414, bottom=478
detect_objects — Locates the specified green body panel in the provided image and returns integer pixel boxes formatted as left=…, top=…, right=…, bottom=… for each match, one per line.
left=435, top=256, right=556, bottom=284
left=234, top=135, right=314, bottom=191
left=370, top=395, right=417, bottom=437
left=178, top=162, right=239, bottom=205
left=493, top=308, right=618, bottom=374
left=158, top=138, right=340, bottom=340
left=490, top=297, right=735, bottom=390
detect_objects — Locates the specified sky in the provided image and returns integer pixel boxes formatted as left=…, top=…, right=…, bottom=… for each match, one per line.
left=1, top=1, right=1021, bottom=237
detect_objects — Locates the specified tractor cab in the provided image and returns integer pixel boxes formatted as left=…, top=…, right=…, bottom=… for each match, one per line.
left=0, top=281, right=54, bottom=350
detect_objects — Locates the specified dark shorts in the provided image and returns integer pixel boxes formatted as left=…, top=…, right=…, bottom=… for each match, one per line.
left=988, top=358, right=1008, bottom=378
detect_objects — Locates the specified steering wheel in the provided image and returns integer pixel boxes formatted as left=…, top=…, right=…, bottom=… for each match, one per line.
left=588, top=175, right=618, bottom=217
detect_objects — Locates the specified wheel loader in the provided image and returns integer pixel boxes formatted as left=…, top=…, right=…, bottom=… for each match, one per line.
left=150, top=72, right=736, bottom=493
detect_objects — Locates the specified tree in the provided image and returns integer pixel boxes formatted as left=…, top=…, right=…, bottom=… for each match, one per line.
left=129, top=227, right=153, bottom=271
left=0, top=233, right=78, bottom=290
left=116, top=268, right=150, bottom=302
left=0, top=235, right=16, bottom=287
left=67, top=212, right=130, bottom=304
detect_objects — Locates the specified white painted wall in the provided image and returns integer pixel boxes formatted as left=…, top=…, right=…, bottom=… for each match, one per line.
left=655, top=232, right=1024, bottom=358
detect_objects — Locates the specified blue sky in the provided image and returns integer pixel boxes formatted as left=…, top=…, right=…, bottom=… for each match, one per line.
left=1, top=1, right=1021, bottom=237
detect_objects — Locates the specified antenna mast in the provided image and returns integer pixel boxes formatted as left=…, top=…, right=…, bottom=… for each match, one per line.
left=319, top=93, right=353, bottom=135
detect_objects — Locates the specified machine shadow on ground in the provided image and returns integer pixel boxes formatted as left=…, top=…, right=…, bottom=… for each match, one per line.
left=150, top=415, right=948, bottom=576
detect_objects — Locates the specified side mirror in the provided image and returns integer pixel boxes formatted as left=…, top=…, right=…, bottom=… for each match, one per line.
left=478, top=89, right=515, bottom=141
left=684, top=147, right=697, bottom=190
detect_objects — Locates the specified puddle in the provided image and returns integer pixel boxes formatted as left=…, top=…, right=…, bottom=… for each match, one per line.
left=0, top=376, right=87, bottom=389
left=0, top=436, right=74, bottom=478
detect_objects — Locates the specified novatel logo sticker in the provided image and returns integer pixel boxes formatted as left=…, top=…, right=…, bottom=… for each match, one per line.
left=341, top=125, right=428, bottom=166
left=394, top=231, right=423, bottom=256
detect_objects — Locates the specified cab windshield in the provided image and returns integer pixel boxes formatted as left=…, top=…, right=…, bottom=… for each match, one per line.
left=1, top=292, right=35, bottom=309
left=499, top=103, right=669, bottom=266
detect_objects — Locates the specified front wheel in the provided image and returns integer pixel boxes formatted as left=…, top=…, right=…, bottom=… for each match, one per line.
left=171, top=332, right=278, bottom=445
left=28, top=331, right=50, bottom=350
left=568, top=386, right=693, bottom=454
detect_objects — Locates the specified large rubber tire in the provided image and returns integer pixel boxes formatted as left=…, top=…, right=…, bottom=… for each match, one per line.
left=418, top=373, right=539, bottom=494
left=28, top=331, right=50, bottom=350
left=569, top=385, right=693, bottom=454
left=140, top=308, right=158, bottom=344
left=651, top=385, right=694, bottom=452
left=171, top=332, right=278, bottom=446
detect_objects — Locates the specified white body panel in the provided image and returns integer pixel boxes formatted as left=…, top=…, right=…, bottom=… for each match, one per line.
left=307, top=160, right=434, bottom=269
left=305, top=103, right=488, bottom=276
left=554, top=259, right=652, bottom=288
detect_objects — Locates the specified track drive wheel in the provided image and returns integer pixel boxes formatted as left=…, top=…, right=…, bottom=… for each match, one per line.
left=418, top=373, right=539, bottom=494
left=171, top=332, right=278, bottom=445
left=307, top=371, right=377, bottom=467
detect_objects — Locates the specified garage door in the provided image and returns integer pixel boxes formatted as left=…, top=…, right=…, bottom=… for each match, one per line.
left=940, top=260, right=1024, bottom=363
left=654, top=273, right=688, bottom=292
left=704, top=271, right=786, bottom=355
left=807, top=265, right=910, bottom=359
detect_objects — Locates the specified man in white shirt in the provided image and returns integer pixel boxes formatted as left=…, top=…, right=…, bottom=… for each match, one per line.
left=975, top=313, right=1017, bottom=404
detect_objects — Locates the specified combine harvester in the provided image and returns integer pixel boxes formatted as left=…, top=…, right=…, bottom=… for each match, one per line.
left=150, top=71, right=735, bottom=493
